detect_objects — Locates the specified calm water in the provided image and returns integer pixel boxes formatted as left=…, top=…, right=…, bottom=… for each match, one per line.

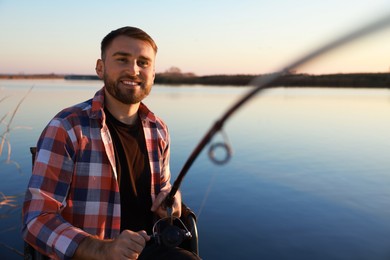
left=1, top=79, right=390, bottom=259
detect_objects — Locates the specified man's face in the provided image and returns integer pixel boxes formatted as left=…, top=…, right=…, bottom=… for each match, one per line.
left=96, top=35, right=156, bottom=105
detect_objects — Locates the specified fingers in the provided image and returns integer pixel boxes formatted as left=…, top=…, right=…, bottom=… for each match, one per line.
left=151, top=191, right=182, bottom=218
left=151, top=190, right=168, bottom=212
left=112, top=230, right=149, bottom=259
left=121, top=230, right=148, bottom=248
left=137, top=230, right=151, bottom=242
left=74, top=230, right=149, bottom=260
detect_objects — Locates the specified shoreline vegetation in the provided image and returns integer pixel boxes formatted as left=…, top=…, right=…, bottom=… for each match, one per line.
left=0, top=72, right=389, bottom=88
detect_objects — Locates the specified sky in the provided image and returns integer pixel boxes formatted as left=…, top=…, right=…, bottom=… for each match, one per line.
left=1, top=0, right=390, bottom=76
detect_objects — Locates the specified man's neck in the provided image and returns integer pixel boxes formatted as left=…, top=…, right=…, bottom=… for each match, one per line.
left=104, top=89, right=140, bottom=125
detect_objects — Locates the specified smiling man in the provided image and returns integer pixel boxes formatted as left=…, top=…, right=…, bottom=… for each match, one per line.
left=22, top=27, right=199, bottom=260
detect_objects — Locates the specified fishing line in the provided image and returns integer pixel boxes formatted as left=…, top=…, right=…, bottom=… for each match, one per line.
left=164, top=10, right=390, bottom=209
left=196, top=168, right=218, bottom=220
left=197, top=130, right=232, bottom=218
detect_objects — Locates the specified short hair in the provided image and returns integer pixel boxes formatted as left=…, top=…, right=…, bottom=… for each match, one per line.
left=100, top=26, right=158, bottom=59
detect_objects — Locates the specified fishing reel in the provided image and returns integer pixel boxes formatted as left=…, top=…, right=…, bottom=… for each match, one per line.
left=152, top=215, right=192, bottom=248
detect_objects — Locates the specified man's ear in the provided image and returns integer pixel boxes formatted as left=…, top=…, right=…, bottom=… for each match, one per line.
left=95, top=59, right=104, bottom=79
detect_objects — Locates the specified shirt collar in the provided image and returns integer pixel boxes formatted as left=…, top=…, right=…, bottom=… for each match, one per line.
left=90, top=86, right=156, bottom=123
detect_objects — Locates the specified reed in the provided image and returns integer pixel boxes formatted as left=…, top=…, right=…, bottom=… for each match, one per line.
left=0, top=87, right=32, bottom=209
left=0, top=87, right=33, bottom=168
left=0, top=87, right=32, bottom=256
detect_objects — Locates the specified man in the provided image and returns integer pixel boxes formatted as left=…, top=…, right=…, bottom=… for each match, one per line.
left=22, top=27, right=199, bottom=259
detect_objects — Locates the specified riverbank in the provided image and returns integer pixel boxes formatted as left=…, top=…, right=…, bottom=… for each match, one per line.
left=155, top=72, right=390, bottom=88
left=1, top=72, right=389, bottom=88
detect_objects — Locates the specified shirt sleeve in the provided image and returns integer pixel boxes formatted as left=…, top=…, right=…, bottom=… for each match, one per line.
left=22, top=118, right=90, bottom=260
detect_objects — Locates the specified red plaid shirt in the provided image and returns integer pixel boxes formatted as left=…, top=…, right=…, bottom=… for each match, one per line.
left=22, top=87, right=171, bottom=259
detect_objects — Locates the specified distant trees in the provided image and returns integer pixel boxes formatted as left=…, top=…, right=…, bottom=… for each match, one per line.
left=155, top=71, right=390, bottom=87
left=164, top=66, right=182, bottom=74
left=160, top=67, right=196, bottom=77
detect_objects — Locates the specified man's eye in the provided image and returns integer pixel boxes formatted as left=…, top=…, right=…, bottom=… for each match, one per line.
left=117, top=58, right=127, bottom=63
left=138, top=60, right=149, bottom=68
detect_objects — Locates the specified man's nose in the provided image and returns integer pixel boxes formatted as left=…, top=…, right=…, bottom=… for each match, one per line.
left=127, top=61, right=140, bottom=76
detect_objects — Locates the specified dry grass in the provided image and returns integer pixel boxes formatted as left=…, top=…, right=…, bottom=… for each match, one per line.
left=0, top=87, right=32, bottom=207
left=0, top=192, right=17, bottom=208
left=0, top=86, right=33, bottom=206
left=0, top=86, right=33, bottom=168
left=0, top=87, right=33, bottom=209
left=0, top=87, right=33, bottom=257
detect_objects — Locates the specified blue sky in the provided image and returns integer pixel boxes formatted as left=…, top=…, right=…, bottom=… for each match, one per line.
left=1, top=0, right=390, bottom=75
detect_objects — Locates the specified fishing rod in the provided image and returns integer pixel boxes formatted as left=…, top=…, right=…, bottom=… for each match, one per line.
left=164, top=12, right=390, bottom=209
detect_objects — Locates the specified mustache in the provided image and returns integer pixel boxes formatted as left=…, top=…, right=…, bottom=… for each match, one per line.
left=120, top=73, right=142, bottom=81
left=119, top=75, right=143, bottom=84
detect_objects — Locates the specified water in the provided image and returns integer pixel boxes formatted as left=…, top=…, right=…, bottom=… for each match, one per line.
left=1, top=79, right=390, bottom=259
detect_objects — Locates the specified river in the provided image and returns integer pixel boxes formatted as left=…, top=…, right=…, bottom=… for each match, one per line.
left=1, top=79, right=390, bottom=259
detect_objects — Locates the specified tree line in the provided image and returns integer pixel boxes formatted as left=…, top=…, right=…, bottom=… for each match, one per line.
left=1, top=71, right=390, bottom=88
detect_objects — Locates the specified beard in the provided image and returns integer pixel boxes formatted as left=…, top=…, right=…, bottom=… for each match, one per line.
left=103, top=73, right=152, bottom=105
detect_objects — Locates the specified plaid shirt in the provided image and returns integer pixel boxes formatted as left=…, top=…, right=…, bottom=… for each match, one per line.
left=22, top=87, right=171, bottom=260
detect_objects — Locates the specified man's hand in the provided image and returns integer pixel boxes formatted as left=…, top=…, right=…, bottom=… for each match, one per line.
left=74, top=230, right=150, bottom=260
left=151, top=190, right=182, bottom=218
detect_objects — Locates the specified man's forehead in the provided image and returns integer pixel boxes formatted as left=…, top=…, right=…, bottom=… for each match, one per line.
left=108, top=36, right=156, bottom=55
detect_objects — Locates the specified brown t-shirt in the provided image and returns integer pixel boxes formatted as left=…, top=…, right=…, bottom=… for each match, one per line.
left=104, top=108, right=153, bottom=234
